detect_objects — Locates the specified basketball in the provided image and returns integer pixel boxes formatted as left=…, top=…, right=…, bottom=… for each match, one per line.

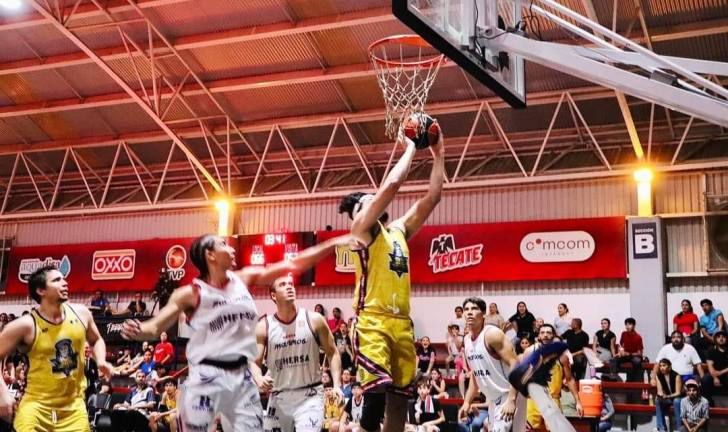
left=403, top=113, right=440, bottom=149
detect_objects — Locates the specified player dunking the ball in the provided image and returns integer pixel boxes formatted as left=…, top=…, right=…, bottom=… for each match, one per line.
left=337, top=121, right=445, bottom=432
left=256, top=274, right=344, bottom=432
left=0, top=266, right=112, bottom=431
left=122, top=233, right=348, bottom=432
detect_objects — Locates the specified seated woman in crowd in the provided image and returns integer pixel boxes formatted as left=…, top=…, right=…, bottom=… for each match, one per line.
left=674, top=299, right=699, bottom=345
left=429, top=369, right=448, bottom=399
left=484, top=303, right=505, bottom=329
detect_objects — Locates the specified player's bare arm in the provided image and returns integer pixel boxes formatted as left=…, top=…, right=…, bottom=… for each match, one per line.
left=237, top=234, right=350, bottom=287
left=484, top=327, right=519, bottom=421
left=122, top=285, right=197, bottom=340
left=351, top=135, right=417, bottom=244
left=0, top=316, right=34, bottom=418
left=458, top=358, right=480, bottom=421
left=392, top=132, right=445, bottom=239
left=312, top=312, right=344, bottom=404
left=74, top=303, right=113, bottom=379
left=560, top=352, right=584, bottom=416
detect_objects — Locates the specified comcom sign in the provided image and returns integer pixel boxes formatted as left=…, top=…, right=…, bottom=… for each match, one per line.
left=632, top=222, right=658, bottom=259
left=520, top=231, right=595, bottom=263
left=92, top=249, right=136, bottom=280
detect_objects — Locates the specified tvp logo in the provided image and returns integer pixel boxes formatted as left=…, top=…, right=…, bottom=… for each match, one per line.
left=632, top=222, right=658, bottom=259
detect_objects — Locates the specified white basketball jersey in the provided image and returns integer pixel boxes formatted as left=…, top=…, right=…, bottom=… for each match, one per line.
left=350, top=396, right=364, bottom=423
left=265, top=308, right=321, bottom=391
left=464, top=325, right=511, bottom=401
left=185, top=271, right=259, bottom=364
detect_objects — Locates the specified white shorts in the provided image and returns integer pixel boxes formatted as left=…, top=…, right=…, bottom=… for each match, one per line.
left=179, top=364, right=264, bottom=432
left=264, top=385, right=324, bottom=432
left=487, top=393, right=526, bottom=432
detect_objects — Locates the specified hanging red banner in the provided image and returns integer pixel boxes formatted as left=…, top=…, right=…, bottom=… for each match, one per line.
left=315, top=217, right=626, bottom=286
left=5, top=237, right=200, bottom=295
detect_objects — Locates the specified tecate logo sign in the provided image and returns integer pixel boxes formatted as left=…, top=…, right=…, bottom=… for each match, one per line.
left=519, top=231, right=595, bottom=263
left=92, top=249, right=136, bottom=280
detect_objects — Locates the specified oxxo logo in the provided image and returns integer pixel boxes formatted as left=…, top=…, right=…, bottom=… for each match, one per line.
left=166, top=245, right=187, bottom=281
left=92, top=249, right=135, bottom=280
left=632, top=222, right=658, bottom=259
left=520, top=231, right=595, bottom=263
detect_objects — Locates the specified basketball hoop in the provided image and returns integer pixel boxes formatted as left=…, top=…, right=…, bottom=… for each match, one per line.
left=368, top=34, right=445, bottom=139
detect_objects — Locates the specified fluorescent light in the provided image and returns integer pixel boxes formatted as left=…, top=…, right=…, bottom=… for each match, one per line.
left=0, top=0, right=23, bottom=11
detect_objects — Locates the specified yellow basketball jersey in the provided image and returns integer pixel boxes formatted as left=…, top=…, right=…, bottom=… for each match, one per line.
left=353, top=222, right=411, bottom=317
left=24, top=303, right=87, bottom=407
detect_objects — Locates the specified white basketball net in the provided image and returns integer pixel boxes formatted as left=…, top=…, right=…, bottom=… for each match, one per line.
left=370, top=39, right=444, bottom=139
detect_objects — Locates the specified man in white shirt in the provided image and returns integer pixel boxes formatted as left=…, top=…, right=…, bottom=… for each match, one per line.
left=653, top=331, right=705, bottom=383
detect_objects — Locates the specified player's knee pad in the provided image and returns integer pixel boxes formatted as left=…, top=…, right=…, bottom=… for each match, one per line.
left=360, top=392, right=386, bottom=431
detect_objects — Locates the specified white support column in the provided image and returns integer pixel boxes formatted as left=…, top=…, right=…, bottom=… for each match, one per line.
left=312, top=119, right=339, bottom=193
left=69, top=149, right=98, bottom=208
left=154, top=142, right=176, bottom=204
left=531, top=93, right=565, bottom=176
left=453, top=102, right=484, bottom=181
left=484, top=103, right=528, bottom=177
left=100, top=143, right=123, bottom=207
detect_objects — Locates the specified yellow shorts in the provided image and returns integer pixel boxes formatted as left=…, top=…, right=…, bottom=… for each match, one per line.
left=352, top=312, right=416, bottom=394
left=14, top=397, right=89, bottom=432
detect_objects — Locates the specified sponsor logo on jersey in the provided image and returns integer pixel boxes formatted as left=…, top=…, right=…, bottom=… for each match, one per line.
left=273, top=337, right=309, bottom=350
left=50, top=339, right=78, bottom=377
left=209, top=311, right=257, bottom=333
left=273, top=354, right=311, bottom=369
left=519, top=231, right=595, bottom=262
left=388, top=241, right=409, bottom=277
left=92, top=249, right=135, bottom=280
left=428, top=234, right=483, bottom=273
left=18, top=255, right=71, bottom=283
left=166, top=245, right=187, bottom=281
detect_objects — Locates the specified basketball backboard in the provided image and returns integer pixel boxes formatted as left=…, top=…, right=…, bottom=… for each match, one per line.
left=393, top=0, right=526, bottom=108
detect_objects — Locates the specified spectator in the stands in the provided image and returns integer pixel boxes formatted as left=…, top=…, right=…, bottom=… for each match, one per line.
left=517, top=336, right=532, bottom=355
left=0, top=313, right=8, bottom=332
left=139, top=350, right=155, bottom=376
left=322, top=369, right=332, bottom=387
left=700, top=330, right=728, bottom=406
left=594, top=318, right=617, bottom=363
left=699, top=299, right=725, bottom=347
left=323, top=381, right=344, bottom=432
left=457, top=393, right=487, bottom=432
left=507, top=301, right=536, bottom=341
left=450, top=306, right=466, bottom=334
left=149, top=380, right=179, bottom=432
left=150, top=363, right=173, bottom=392
left=406, top=377, right=445, bottom=432
left=328, top=307, right=344, bottom=332
left=416, top=336, right=436, bottom=376
left=680, top=379, right=709, bottom=432
left=112, top=370, right=156, bottom=432
left=554, top=303, right=572, bottom=336
left=563, top=318, right=590, bottom=380
left=532, top=317, right=544, bottom=337
left=598, top=394, right=615, bottom=432
left=674, top=299, right=700, bottom=345
left=341, top=368, right=354, bottom=400
left=339, top=381, right=364, bottom=431
left=84, top=342, right=99, bottom=401
left=654, top=331, right=704, bottom=382
left=429, top=369, right=448, bottom=399
left=483, top=302, right=505, bottom=329
left=609, top=317, right=645, bottom=382
left=653, top=358, right=683, bottom=432
left=153, top=331, right=174, bottom=366
left=126, top=291, right=147, bottom=317
left=315, top=303, right=326, bottom=318
left=88, top=289, right=112, bottom=316
left=334, top=322, right=354, bottom=371
left=445, top=324, right=463, bottom=379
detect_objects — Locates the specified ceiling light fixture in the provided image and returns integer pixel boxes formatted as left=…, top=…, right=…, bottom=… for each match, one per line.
left=0, top=0, right=23, bottom=11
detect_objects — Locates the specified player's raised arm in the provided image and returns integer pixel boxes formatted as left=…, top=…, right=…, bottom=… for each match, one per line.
left=392, top=132, right=444, bottom=239
left=122, top=285, right=197, bottom=341
left=237, top=234, right=350, bottom=287
left=346, top=134, right=417, bottom=244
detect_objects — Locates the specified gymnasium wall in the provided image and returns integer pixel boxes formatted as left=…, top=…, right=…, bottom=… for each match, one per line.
left=1, top=171, right=726, bottom=344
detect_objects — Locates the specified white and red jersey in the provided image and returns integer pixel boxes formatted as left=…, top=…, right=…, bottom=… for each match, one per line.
left=264, top=308, right=321, bottom=392
left=464, top=324, right=511, bottom=401
left=185, top=270, right=259, bottom=365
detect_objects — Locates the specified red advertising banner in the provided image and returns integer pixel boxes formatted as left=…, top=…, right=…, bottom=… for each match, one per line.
left=5, top=237, right=200, bottom=295
left=315, top=217, right=626, bottom=286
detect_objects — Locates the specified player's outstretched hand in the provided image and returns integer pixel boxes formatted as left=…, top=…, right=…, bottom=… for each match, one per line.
left=332, top=387, right=345, bottom=407
left=253, top=374, right=274, bottom=393
left=121, top=319, right=142, bottom=340
left=500, top=398, right=516, bottom=422
left=457, top=401, right=470, bottom=422
left=0, top=389, right=14, bottom=420
left=430, top=123, right=444, bottom=158
left=97, top=360, right=114, bottom=380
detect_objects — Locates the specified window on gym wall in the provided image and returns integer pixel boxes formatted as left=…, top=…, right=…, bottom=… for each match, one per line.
left=0, top=238, right=12, bottom=294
